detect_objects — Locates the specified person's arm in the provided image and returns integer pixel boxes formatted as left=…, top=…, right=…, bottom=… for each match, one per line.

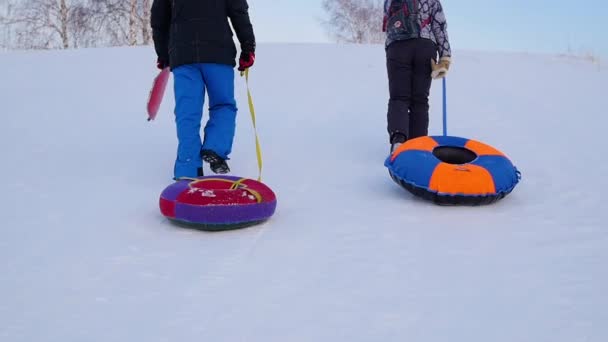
left=227, top=0, right=256, bottom=54
left=151, top=0, right=172, bottom=65
left=431, top=0, right=451, bottom=59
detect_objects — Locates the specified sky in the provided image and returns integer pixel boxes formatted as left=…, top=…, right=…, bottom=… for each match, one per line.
left=249, top=0, right=608, bottom=58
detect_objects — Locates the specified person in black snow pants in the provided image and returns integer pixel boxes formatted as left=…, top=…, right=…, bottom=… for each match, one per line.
left=151, top=0, right=255, bottom=179
left=383, top=0, right=452, bottom=153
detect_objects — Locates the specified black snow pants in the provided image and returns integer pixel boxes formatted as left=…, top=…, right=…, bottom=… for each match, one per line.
left=386, top=38, right=438, bottom=142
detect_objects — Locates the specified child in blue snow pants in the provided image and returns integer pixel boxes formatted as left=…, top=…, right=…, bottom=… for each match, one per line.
left=172, top=64, right=237, bottom=179
left=151, top=0, right=256, bottom=179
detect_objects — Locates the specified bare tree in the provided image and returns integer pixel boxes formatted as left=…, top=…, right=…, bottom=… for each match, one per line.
left=128, top=0, right=137, bottom=45
left=0, top=0, right=16, bottom=50
left=0, top=0, right=155, bottom=50
left=70, top=4, right=96, bottom=48
left=91, top=0, right=152, bottom=46
left=87, top=0, right=130, bottom=46
left=141, top=0, right=151, bottom=44
left=321, top=0, right=384, bottom=44
left=59, top=0, right=69, bottom=48
left=4, top=0, right=95, bottom=49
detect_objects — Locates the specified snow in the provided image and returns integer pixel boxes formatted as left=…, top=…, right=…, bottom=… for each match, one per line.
left=1, top=44, right=607, bottom=341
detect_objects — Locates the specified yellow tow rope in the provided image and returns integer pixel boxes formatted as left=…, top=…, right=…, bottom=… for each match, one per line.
left=240, top=68, right=263, bottom=182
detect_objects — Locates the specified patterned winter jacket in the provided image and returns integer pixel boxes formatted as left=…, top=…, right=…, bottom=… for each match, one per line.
left=383, top=0, right=451, bottom=58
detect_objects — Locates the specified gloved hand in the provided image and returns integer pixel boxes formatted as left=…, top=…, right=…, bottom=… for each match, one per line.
left=238, top=51, right=255, bottom=72
left=157, top=57, right=169, bottom=70
left=431, top=57, right=451, bottom=79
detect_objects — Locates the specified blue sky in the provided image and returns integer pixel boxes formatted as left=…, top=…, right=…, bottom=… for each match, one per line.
left=248, top=0, right=607, bottom=57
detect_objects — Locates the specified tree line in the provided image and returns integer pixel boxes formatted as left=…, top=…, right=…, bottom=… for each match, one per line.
left=0, top=0, right=151, bottom=50
left=0, top=0, right=383, bottom=51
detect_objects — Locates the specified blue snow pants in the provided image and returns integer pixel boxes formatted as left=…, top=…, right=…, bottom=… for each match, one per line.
left=172, top=63, right=237, bottom=179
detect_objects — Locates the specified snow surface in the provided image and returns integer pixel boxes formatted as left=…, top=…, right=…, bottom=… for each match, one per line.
left=1, top=44, right=607, bottom=341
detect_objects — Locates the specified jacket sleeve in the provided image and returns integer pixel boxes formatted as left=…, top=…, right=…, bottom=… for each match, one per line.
left=151, top=0, right=172, bottom=61
left=227, top=0, right=256, bottom=54
left=431, top=0, right=452, bottom=58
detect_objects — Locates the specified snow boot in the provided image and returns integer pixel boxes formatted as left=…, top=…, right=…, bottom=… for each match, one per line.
left=201, top=149, right=230, bottom=174
left=390, top=132, right=407, bottom=154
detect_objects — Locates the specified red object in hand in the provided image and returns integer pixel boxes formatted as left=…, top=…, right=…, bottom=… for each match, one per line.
left=238, top=52, right=255, bottom=71
left=146, top=67, right=170, bottom=121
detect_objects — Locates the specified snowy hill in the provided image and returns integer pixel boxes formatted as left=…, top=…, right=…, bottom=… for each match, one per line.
left=1, top=44, right=607, bottom=341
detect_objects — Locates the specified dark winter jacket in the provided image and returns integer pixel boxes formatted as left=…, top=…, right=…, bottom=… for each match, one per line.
left=151, top=0, right=255, bottom=69
left=383, top=0, right=451, bottom=58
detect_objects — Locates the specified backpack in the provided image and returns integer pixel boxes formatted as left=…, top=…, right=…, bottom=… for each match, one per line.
left=383, top=0, right=420, bottom=39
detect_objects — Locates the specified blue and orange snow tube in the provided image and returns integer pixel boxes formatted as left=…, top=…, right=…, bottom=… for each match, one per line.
left=159, top=175, right=277, bottom=230
left=385, top=136, right=521, bottom=205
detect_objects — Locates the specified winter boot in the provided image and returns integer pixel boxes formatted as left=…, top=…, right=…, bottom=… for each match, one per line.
left=390, top=132, right=407, bottom=154
left=201, top=149, right=230, bottom=174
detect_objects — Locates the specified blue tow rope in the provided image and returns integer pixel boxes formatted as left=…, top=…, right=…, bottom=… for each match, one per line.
left=442, top=77, right=448, bottom=136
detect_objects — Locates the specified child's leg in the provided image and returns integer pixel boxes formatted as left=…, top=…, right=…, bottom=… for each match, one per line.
left=409, top=39, right=437, bottom=139
left=386, top=40, right=415, bottom=142
left=200, top=64, right=237, bottom=160
left=172, top=65, right=205, bottom=179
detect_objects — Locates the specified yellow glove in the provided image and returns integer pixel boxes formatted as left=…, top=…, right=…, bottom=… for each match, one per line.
left=431, top=57, right=451, bottom=79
